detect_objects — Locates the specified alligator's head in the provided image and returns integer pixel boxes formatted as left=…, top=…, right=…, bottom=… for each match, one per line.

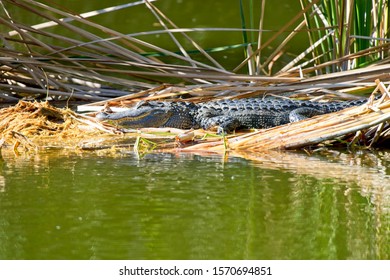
left=96, top=101, right=174, bottom=128
left=96, top=101, right=195, bottom=129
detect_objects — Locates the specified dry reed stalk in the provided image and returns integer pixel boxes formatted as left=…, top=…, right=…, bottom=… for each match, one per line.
left=2, top=0, right=390, bottom=104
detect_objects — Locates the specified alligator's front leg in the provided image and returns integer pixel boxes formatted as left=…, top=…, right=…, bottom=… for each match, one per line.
left=289, top=107, right=325, bottom=123
left=199, top=116, right=241, bottom=134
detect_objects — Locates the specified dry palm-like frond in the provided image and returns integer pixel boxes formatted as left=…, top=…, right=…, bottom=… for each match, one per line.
left=0, top=0, right=321, bottom=104
left=1, top=0, right=390, bottom=105
left=0, top=0, right=242, bottom=102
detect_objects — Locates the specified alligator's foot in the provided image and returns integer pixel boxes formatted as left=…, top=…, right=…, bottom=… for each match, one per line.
left=216, top=126, right=227, bottom=135
left=200, top=116, right=240, bottom=134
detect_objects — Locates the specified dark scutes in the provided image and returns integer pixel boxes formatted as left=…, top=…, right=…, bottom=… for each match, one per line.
left=97, top=98, right=368, bottom=132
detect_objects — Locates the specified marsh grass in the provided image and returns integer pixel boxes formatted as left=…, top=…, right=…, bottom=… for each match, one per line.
left=297, top=0, right=390, bottom=73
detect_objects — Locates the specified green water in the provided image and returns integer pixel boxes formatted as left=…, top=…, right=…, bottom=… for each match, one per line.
left=0, top=150, right=389, bottom=259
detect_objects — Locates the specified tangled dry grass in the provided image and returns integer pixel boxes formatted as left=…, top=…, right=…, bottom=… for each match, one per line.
left=0, top=101, right=110, bottom=151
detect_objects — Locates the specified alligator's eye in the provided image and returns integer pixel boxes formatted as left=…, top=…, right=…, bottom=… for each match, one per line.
left=149, top=110, right=162, bottom=116
left=134, top=100, right=148, bottom=109
left=150, top=109, right=172, bottom=117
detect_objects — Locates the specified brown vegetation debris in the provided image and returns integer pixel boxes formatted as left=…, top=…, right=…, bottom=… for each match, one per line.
left=0, top=101, right=105, bottom=149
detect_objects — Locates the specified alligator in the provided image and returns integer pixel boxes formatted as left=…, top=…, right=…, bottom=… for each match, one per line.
left=96, top=97, right=368, bottom=133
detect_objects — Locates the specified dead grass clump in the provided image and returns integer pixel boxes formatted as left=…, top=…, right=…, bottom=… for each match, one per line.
left=0, top=101, right=105, bottom=149
left=0, top=101, right=65, bottom=134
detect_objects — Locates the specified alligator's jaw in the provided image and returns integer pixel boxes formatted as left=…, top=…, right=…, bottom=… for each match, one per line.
left=96, top=106, right=173, bottom=128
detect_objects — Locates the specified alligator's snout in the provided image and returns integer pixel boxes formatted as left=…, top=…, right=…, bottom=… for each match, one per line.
left=96, top=104, right=173, bottom=128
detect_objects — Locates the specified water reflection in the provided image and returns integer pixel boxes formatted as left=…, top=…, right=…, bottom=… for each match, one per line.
left=0, top=150, right=388, bottom=259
